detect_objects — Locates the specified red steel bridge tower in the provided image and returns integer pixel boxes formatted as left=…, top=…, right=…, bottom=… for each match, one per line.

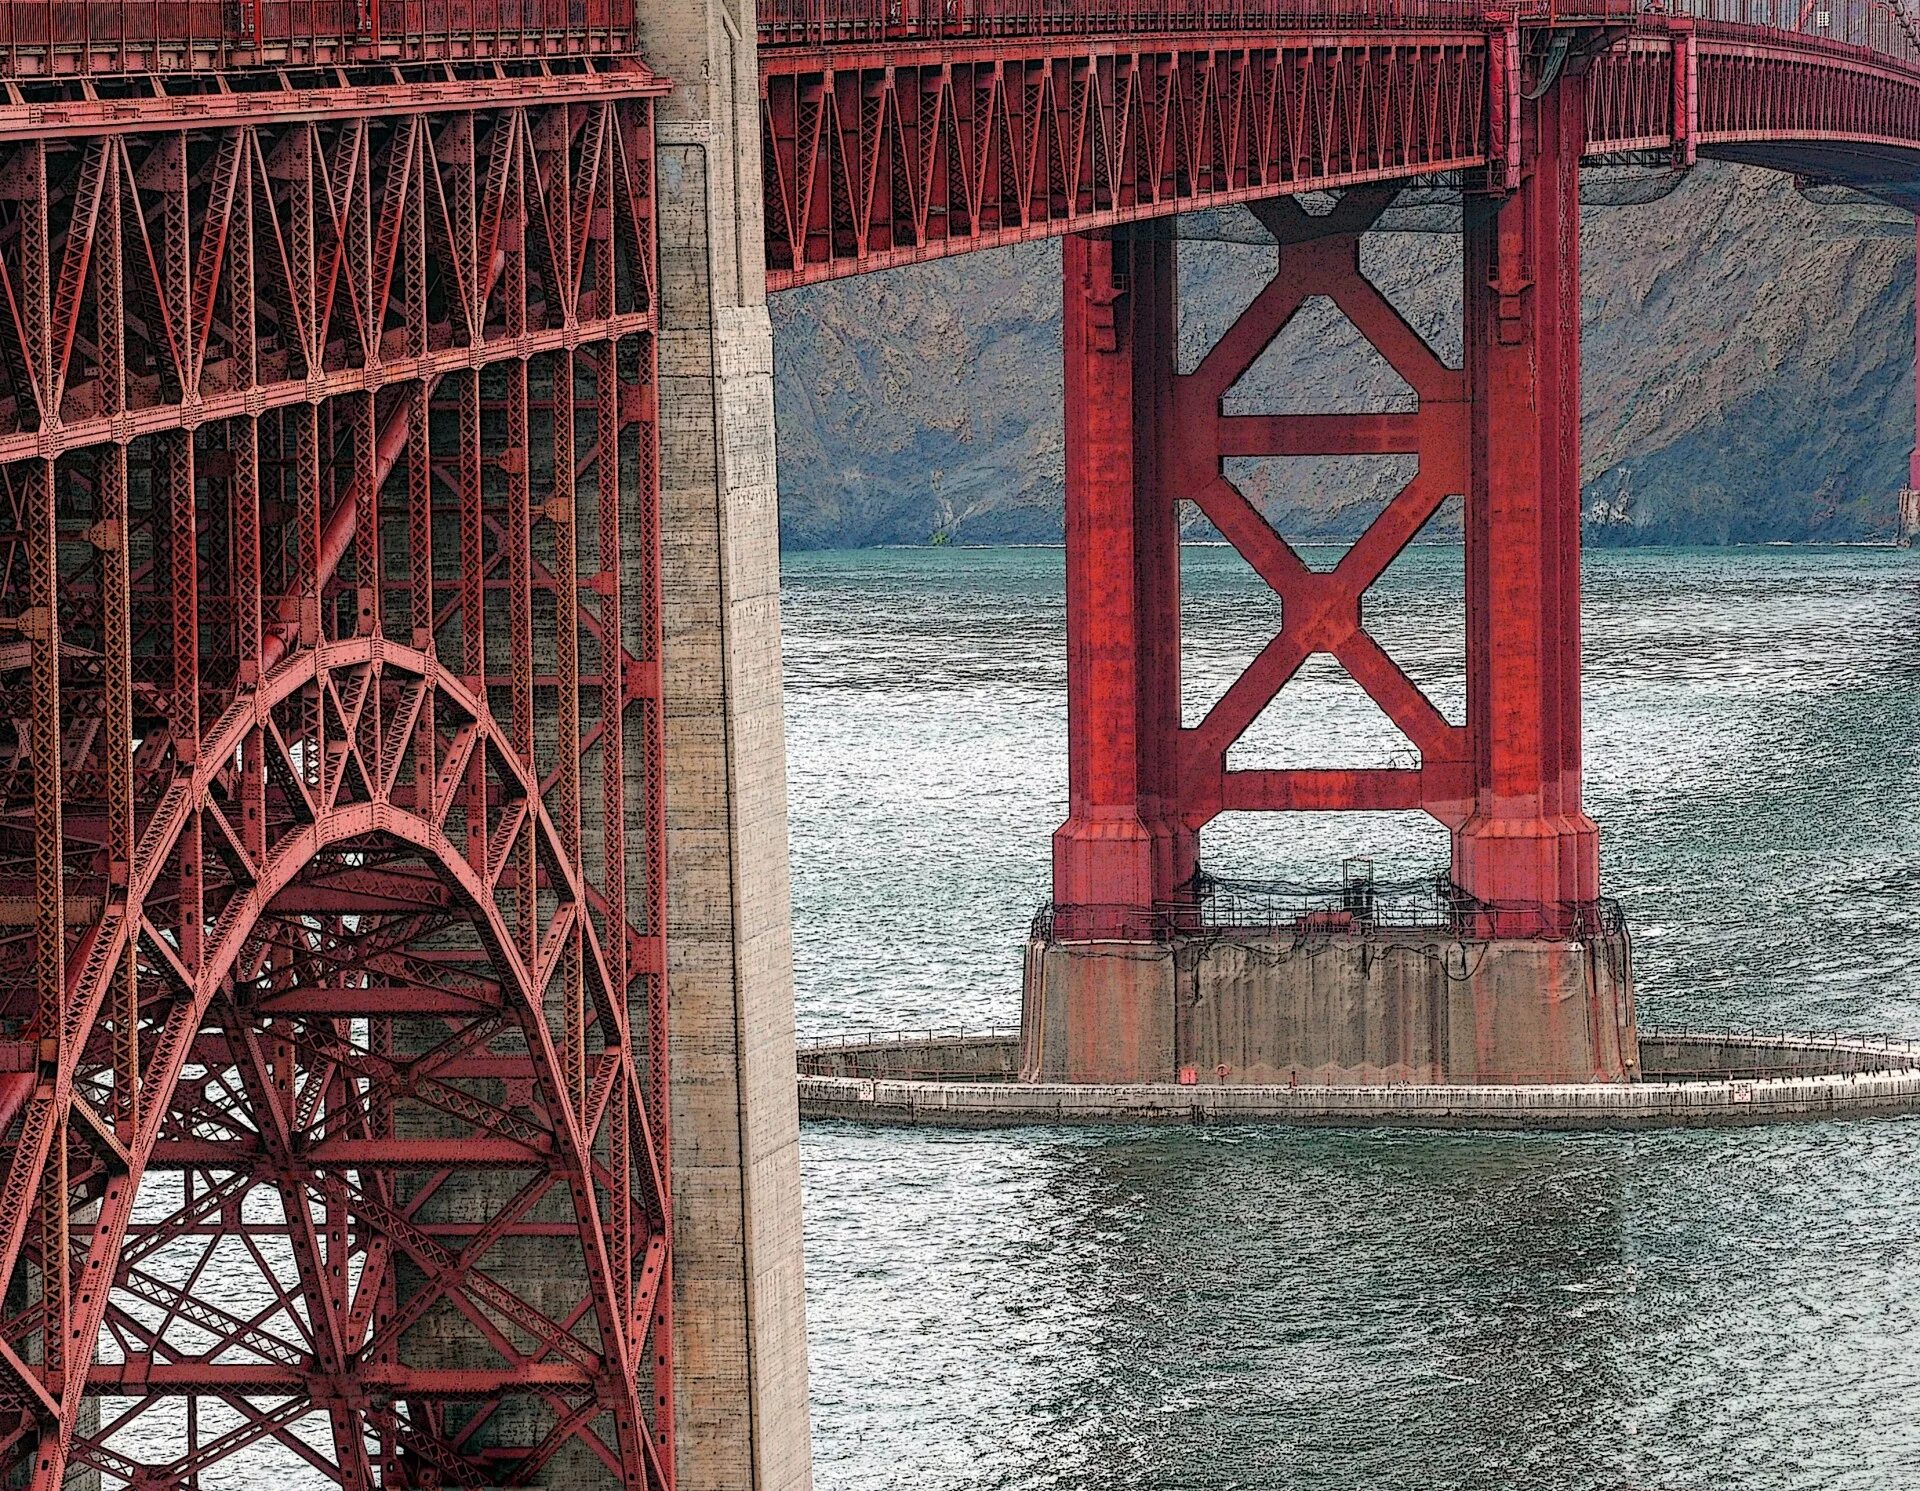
left=757, top=0, right=1920, bottom=1091
left=0, top=5, right=676, bottom=1488
left=1032, top=25, right=1634, bottom=1088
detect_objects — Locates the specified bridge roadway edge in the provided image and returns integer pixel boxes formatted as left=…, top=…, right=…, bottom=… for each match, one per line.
left=640, top=0, right=817, bottom=1487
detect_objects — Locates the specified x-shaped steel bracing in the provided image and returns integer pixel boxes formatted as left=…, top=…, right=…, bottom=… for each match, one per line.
left=1173, top=189, right=1471, bottom=831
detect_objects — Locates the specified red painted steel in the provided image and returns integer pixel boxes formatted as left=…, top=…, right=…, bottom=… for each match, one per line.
left=1054, top=230, right=1185, bottom=920
left=1163, top=188, right=1471, bottom=844
left=1457, top=66, right=1600, bottom=918
left=761, top=34, right=1493, bottom=287
left=0, top=59, right=676, bottom=1491
left=755, top=0, right=1907, bottom=57
left=760, top=1, right=1920, bottom=286
left=1052, top=74, right=1608, bottom=931
left=0, top=1, right=637, bottom=75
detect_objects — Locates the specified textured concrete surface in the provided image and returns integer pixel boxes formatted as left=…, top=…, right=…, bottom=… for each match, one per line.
left=797, top=1030, right=1023, bottom=1081
left=1019, top=940, right=1177, bottom=1083
left=1638, top=1031, right=1920, bottom=1079
left=797, top=1033, right=1920, bottom=1129
left=637, top=0, right=814, bottom=1486
left=1021, top=931, right=1640, bottom=1086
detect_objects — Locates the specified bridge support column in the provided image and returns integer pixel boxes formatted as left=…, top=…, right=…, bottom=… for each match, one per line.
left=637, top=0, right=815, bottom=1486
left=1052, top=229, right=1188, bottom=927
left=1456, top=66, right=1601, bottom=918
left=1029, top=229, right=1188, bottom=1081
left=1029, top=74, right=1634, bottom=1088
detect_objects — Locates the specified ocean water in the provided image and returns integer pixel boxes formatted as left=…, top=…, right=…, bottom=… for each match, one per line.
left=784, top=544, right=1920, bottom=1490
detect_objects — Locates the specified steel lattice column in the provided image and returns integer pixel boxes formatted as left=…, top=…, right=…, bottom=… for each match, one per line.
left=0, top=65, right=677, bottom=1491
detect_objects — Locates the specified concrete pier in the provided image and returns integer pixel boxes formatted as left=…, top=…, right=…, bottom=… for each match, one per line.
left=639, top=0, right=815, bottom=1486
left=1021, top=930, right=1639, bottom=1086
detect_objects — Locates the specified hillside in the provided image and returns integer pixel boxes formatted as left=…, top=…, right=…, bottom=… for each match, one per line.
left=768, top=164, right=1917, bottom=549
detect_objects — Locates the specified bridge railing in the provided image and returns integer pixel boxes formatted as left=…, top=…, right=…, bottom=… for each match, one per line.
left=756, top=0, right=1920, bottom=65
left=1662, top=0, right=1920, bottom=60
left=758, top=0, right=1550, bottom=46
left=1032, top=887, right=1630, bottom=944
left=0, top=0, right=636, bottom=73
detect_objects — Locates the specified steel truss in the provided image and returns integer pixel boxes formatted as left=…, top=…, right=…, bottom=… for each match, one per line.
left=763, top=11, right=1920, bottom=286
left=1586, top=23, right=1920, bottom=161
left=0, top=61, right=675, bottom=1491
left=761, top=35, right=1492, bottom=287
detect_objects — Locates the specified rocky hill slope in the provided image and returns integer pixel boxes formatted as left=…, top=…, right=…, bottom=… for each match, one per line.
left=769, top=164, right=1918, bottom=549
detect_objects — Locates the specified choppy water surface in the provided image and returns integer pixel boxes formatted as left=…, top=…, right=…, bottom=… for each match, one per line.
left=784, top=545, right=1920, bottom=1490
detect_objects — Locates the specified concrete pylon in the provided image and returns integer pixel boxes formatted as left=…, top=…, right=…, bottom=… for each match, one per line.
left=634, top=1, right=816, bottom=1488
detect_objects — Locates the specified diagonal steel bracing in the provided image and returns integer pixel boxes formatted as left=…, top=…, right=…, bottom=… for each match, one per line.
left=0, top=62, right=675, bottom=1491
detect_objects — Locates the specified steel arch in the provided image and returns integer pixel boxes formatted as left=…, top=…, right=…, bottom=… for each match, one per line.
left=3, top=637, right=670, bottom=1490
left=0, top=63, right=673, bottom=1491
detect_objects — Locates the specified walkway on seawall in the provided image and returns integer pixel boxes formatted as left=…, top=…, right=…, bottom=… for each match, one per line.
left=797, top=1032, right=1920, bottom=1128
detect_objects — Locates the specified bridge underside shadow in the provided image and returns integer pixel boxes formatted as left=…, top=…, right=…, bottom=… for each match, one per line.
left=1704, top=141, right=1920, bottom=210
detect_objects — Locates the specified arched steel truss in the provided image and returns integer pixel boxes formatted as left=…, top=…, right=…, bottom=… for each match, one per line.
left=0, top=63, right=674, bottom=1491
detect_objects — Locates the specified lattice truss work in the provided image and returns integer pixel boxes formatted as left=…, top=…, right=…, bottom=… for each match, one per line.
left=1173, top=189, right=1471, bottom=830
left=0, top=64, right=674, bottom=1491
left=765, top=15, right=1920, bottom=287
left=761, top=38, right=1491, bottom=286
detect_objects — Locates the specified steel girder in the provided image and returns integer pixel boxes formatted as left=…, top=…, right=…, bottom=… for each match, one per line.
left=0, top=61, right=674, bottom=1491
left=760, top=8, right=1920, bottom=287
left=761, top=34, right=1492, bottom=288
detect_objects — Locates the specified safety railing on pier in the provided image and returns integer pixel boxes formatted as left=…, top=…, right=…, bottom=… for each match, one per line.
left=1033, top=876, right=1629, bottom=943
left=796, top=1023, right=1023, bottom=1050
left=756, top=0, right=1920, bottom=68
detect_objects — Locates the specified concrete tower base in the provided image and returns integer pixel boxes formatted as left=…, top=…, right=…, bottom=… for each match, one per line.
left=1019, top=930, right=1639, bottom=1086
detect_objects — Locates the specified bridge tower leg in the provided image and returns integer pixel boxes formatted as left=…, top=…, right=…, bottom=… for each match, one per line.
left=1031, top=230, right=1189, bottom=1080
left=1457, top=61, right=1601, bottom=917
left=1052, top=228, right=1188, bottom=924
left=1027, top=73, right=1635, bottom=1089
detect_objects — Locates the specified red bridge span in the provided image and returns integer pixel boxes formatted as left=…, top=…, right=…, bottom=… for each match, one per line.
left=760, top=0, right=1920, bottom=284
left=0, top=1, right=1911, bottom=1489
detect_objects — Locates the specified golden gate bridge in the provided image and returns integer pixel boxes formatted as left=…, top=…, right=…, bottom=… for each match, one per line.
left=0, top=0, right=1917, bottom=1486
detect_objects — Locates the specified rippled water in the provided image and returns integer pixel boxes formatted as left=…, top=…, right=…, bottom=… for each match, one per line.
left=785, top=544, right=1920, bottom=1490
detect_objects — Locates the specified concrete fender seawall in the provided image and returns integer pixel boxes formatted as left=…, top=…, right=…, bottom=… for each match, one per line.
left=1020, top=930, right=1640, bottom=1086
left=796, top=1033, right=1920, bottom=1130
